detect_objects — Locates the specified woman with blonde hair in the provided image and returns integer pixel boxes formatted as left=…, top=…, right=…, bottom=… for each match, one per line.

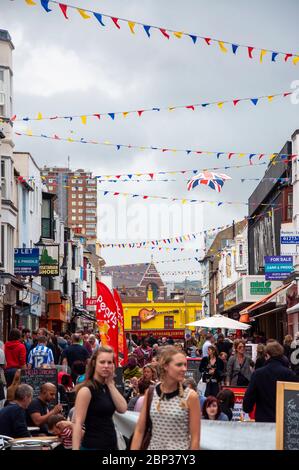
left=72, top=346, right=127, bottom=450
left=283, top=334, right=293, bottom=359
left=142, top=364, right=157, bottom=383
left=131, top=345, right=200, bottom=450
left=226, top=339, right=252, bottom=386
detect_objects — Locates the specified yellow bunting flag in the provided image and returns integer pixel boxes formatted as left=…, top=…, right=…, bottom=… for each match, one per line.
left=25, top=0, right=37, bottom=5
left=81, top=116, right=87, bottom=125
left=139, top=147, right=145, bottom=151
left=267, top=95, right=274, bottom=101
left=269, top=153, right=276, bottom=161
left=68, top=138, right=74, bottom=142
left=173, top=31, right=183, bottom=39
left=27, top=129, right=33, bottom=136
left=293, top=56, right=299, bottom=65
left=37, top=112, right=43, bottom=120
left=104, top=140, right=111, bottom=145
left=260, top=49, right=267, bottom=63
left=168, top=107, right=175, bottom=111
left=123, top=112, right=129, bottom=118
left=77, top=9, right=91, bottom=19
left=128, top=21, right=136, bottom=34
left=181, top=199, right=187, bottom=204
left=238, top=153, right=245, bottom=158
left=217, top=102, right=224, bottom=108
left=218, top=41, right=228, bottom=53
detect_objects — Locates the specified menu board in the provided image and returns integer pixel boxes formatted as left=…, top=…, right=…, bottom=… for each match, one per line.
left=276, top=381, right=299, bottom=450
left=21, top=368, right=58, bottom=403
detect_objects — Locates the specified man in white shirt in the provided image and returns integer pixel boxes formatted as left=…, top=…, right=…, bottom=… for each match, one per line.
left=202, top=333, right=215, bottom=358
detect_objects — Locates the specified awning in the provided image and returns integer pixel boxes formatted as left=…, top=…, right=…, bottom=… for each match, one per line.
left=239, top=281, right=294, bottom=318
left=287, top=302, right=299, bottom=315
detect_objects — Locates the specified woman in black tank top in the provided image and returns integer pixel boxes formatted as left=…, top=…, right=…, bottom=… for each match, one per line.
left=72, top=346, right=127, bottom=450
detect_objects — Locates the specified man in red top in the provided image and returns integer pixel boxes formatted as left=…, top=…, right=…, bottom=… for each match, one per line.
left=4, top=328, right=26, bottom=386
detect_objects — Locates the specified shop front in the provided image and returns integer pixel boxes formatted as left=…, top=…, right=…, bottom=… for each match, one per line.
left=239, top=279, right=294, bottom=341
left=124, top=301, right=201, bottom=340
left=42, top=290, right=70, bottom=332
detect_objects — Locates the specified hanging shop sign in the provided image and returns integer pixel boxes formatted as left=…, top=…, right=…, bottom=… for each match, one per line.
left=38, top=244, right=60, bottom=276
left=236, top=276, right=282, bottom=303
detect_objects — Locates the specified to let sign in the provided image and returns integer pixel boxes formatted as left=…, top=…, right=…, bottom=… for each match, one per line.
left=14, top=248, right=40, bottom=276
left=280, top=231, right=299, bottom=256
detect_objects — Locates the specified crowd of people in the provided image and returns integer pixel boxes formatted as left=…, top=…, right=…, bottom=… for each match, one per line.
left=0, top=326, right=299, bottom=450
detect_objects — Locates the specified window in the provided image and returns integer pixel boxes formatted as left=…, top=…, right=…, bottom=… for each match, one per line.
left=86, top=202, right=96, bottom=207
left=78, top=216, right=83, bottom=220
left=86, top=209, right=96, bottom=214
left=87, top=187, right=96, bottom=192
left=1, top=159, right=6, bottom=198
left=72, top=209, right=76, bottom=213
left=87, top=179, right=96, bottom=185
left=0, top=224, right=5, bottom=268
left=78, top=187, right=83, bottom=191
left=86, top=194, right=96, bottom=199
left=78, top=194, right=83, bottom=199
left=238, top=244, right=243, bottom=266
left=72, top=187, right=77, bottom=192
left=72, top=179, right=77, bottom=184
left=86, top=231, right=96, bottom=236
left=131, top=316, right=141, bottom=330
left=41, top=195, right=53, bottom=239
left=72, top=201, right=76, bottom=206
left=86, top=224, right=96, bottom=229
left=48, top=186, right=53, bottom=191
left=78, top=202, right=83, bottom=206
left=72, top=194, right=76, bottom=199
left=86, top=217, right=96, bottom=221
left=48, top=179, right=53, bottom=183
left=78, top=209, right=83, bottom=214
left=164, top=316, right=174, bottom=329
left=72, top=216, right=76, bottom=221
left=282, top=187, right=293, bottom=222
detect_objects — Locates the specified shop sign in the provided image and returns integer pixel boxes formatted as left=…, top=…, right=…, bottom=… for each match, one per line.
left=236, top=276, right=282, bottom=303
left=223, top=283, right=237, bottom=310
left=126, top=329, right=185, bottom=339
left=38, top=245, right=59, bottom=276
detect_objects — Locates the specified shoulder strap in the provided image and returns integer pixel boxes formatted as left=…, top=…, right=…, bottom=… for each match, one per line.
left=145, top=385, right=155, bottom=424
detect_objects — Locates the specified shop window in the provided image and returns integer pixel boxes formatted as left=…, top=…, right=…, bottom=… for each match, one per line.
left=131, top=316, right=141, bottom=330
left=164, top=316, right=174, bottom=329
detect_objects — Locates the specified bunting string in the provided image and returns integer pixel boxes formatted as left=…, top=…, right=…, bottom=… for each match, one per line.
left=97, top=188, right=283, bottom=207
left=10, top=91, right=293, bottom=124
left=19, top=0, right=299, bottom=65
left=14, top=131, right=298, bottom=163
left=99, top=204, right=282, bottom=250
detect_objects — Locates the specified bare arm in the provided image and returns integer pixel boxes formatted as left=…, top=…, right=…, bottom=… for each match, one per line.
left=30, top=404, right=63, bottom=427
left=72, top=387, right=91, bottom=450
left=130, top=389, right=149, bottom=450
left=187, top=390, right=201, bottom=450
left=107, top=383, right=128, bottom=414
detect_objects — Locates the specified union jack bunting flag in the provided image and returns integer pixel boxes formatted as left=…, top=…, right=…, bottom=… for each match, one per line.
left=187, top=171, right=231, bottom=192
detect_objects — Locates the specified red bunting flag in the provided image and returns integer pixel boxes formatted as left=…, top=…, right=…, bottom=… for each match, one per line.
left=93, top=114, right=101, bottom=119
left=113, top=289, right=128, bottom=367
left=186, top=105, right=195, bottom=111
left=59, top=3, right=68, bottom=19
left=96, top=282, right=118, bottom=361
left=137, top=110, right=145, bottom=116
left=283, top=92, right=292, bottom=97
left=149, top=173, right=154, bottom=179
left=228, top=153, right=235, bottom=159
left=248, top=47, right=254, bottom=58
left=233, top=100, right=240, bottom=106
left=111, top=17, right=121, bottom=29
left=160, top=28, right=170, bottom=39
left=284, top=53, right=293, bottom=62
left=114, top=192, right=119, bottom=196
left=258, top=154, right=265, bottom=160
left=204, top=37, right=212, bottom=45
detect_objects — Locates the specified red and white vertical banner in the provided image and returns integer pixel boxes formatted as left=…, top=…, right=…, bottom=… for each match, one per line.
left=113, top=289, right=128, bottom=367
left=96, top=281, right=118, bottom=362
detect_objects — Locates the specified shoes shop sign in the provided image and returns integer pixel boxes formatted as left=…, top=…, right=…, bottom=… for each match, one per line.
left=14, top=245, right=59, bottom=277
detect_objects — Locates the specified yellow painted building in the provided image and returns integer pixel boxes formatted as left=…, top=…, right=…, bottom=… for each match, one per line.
left=124, top=301, right=202, bottom=339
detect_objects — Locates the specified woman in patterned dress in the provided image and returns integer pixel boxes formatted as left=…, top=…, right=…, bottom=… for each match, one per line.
left=131, top=346, right=200, bottom=450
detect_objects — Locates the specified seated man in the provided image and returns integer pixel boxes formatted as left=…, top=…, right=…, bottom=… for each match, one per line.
left=0, top=384, right=33, bottom=438
left=26, top=382, right=63, bottom=434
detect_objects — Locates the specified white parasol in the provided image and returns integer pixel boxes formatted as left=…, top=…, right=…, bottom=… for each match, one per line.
left=186, top=314, right=250, bottom=330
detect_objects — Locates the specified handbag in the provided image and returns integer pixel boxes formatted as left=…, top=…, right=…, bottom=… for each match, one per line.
left=140, top=385, right=155, bottom=450
left=235, top=359, right=250, bottom=386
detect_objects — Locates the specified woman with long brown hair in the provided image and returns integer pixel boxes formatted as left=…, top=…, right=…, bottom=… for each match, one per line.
left=72, top=346, right=127, bottom=450
left=131, top=346, right=200, bottom=450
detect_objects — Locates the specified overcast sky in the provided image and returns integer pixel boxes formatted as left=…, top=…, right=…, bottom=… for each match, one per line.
left=1, top=0, right=299, bottom=280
